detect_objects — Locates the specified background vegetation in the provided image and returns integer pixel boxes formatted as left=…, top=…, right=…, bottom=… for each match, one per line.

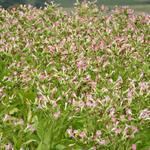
left=0, top=0, right=150, bottom=13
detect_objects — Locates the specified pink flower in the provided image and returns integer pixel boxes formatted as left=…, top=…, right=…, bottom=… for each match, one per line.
left=95, top=130, right=102, bottom=137
left=62, top=66, right=66, bottom=72
left=54, top=111, right=61, bottom=119
left=98, top=139, right=107, bottom=145
left=48, top=45, right=56, bottom=53
left=79, top=131, right=87, bottom=139
left=139, top=82, right=149, bottom=92
left=3, top=114, right=11, bottom=122
left=5, top=143, right=14, bottom=150
left=111, top=116, right=117, bottom=123
left=86, top=100, right=97, bottom=108
left=53, top=21, right=60, bottom=27
left=137, top=34, right=144, bottom=43
left=27, top=124, right=36, bottom=132
left=101, top=96, right=110, bottom=105
left=76, top=58, right=87, bottom=70
left=27, top=15, right=35, bottom=21
left=74, top=130, right=79, bottom=135
left=128, top=115, right=132, bottom=121
left=126, top=109, right=132, bottom=115
left=127, top=89, right=134, bottom=100
left=131, top=126, right=138, bottom=134
left=37, top=94, right=48, bottom=108
left=51, top=101, right=58, bottom=107
left=86, top=100, right=93, bottom=107
left=106, top=28, right=112, bottom=34
left=89, top=81, right=97, bottom=89
left=14, top=119, right=24, bottom=126
left=91, top=146, right=97, bottom=150
left=99, top=40, right=106, bottom=49
left=139, top=109, right=150, bottom=120
left=78, top=101, right=85, bottom=108
left=67, top=128, right=74, bottom=138
left=112, top=128, right=121, bottom=135
left=84, top=75, right=91, bottom=81
left=39, top=73, right=47, bottom=80
left=115, top=128, right=121, bottom=135
left=109, top=107, right=115, bottom=117
left=132, top=144, right=136, bottom=150
left=120, top=115, right=125, bottom=120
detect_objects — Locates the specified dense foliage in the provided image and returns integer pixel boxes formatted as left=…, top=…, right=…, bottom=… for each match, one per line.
left=0, top=2, right=150, bottom=150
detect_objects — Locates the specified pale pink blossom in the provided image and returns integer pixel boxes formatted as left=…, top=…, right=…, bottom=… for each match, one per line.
left=101, top=96, right=110, bottom=105
left=26, top=124, right=36, bottom=132
left=139, top=109, right=150, bottom=120
left=112, top=128, right=121, bottom=135
left=98, top=40, right=106, bottom=49
left=126, top=109, right=132, bottom=115
left=54, top=111, right=61, bottom=119
left=128, top=115, right=132, bottom=121
left=86, top=100, right=93, bottom=107
left=84, top=75, right=91, bottom=81
left=27, top=15, right=35, bottom=21
left=106, top=28, right=112, bottom=34
left=139, top=82, right=149, bottom=92
left=3, top=114, right=11, bottom=122
left=76, top=58, right=87, bottom=70
left=131, top=126, right=138, bottom=134
left=132, top=144, right=136, bottom=150
left=5, top=143, right=14, bottom=150
left=120, top=115, right=125, bottom=120
left=74, top=130, right=79, bottom=135
left=90, top=146, right=97, bottom=150
left=37, top=94, right=48, bottom=108
left=89, top=81, right=97, bottom=89
left=98, top=139, right=107, bottom=145
left=127, top=89, right=134, bottom=100
left=51, top=101, right=58, bottom=107
left=53, top=21, right=60, bottom=27
left=109, top=107, right=115, bottom=117
left=79, top=131, right=87, bottom=139
left=137, top=34, right=144, bottom=43
left=101, top=88, right=108, bottom=93
left=39, top=73, right=47, bottom=80
left=78, top=101, right=85, bottom=108
left=14, top=119, right=24, bottom=126
left=86, top=100, right=97, bottom=108
left=67, top=128, right=74, bottom=138
left=95, top=130, right=102, bottom=137
left=111, top=116, right=117, bottom=123
left=48, top=45, right=56, bottom=53
left=123, top=126, right=129, bottom=138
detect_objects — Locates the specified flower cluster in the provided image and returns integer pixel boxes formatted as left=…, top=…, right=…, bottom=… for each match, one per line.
left=0, top=2, right=149, bottom=150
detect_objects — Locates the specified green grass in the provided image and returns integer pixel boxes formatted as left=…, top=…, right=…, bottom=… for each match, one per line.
left=0, top=2, right=150, bottom=150
left=130, top=5, right=150, bottom=13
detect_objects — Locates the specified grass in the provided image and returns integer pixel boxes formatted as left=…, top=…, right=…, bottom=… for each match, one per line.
left=129, top=5, right=150, bottom=13
left=0, top=1, right=150, bottom=150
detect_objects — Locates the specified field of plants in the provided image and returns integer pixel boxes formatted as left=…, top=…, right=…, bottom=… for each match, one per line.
left=1, top=0, right=150, bottom=13
left=0, top=2, right=150, bottom=150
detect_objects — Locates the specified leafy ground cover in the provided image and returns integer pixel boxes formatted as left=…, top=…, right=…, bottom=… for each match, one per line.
left=1, top=0, right=150, bottom=13
left=0, top=2, right=150, bottom=150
